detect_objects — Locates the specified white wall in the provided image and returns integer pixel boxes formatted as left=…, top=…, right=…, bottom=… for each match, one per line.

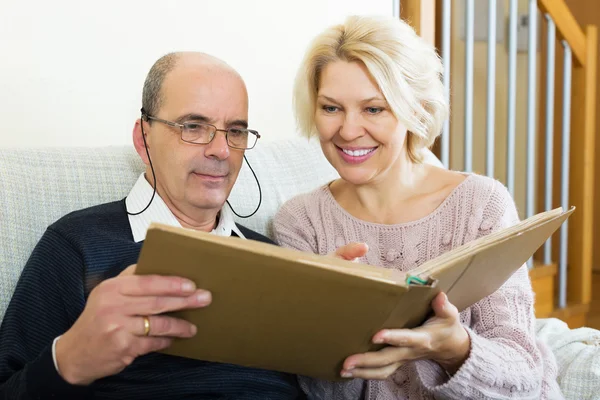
left=0, top=0, right=393, bottom=148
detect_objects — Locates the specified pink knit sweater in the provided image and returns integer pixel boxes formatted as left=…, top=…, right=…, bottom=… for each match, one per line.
left=272, top=174, right=564, bottom=400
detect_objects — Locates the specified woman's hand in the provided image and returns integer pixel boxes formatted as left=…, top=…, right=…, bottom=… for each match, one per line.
left=331, top=242, right=369, bottom=261
left=341, top=292, right=471, bottom=380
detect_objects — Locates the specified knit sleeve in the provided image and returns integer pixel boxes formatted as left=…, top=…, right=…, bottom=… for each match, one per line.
left=0, top=227, right=92, bottom=399
left=416, top=181, right=565, bottom=399
left=272, top=195, right=318, bottom=254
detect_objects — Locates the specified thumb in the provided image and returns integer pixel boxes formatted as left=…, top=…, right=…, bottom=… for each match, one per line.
left=119, top=264, right=137, bottom=276
left=334, top=242, right=369, bottom=261
left=432, top=292, right=457, bottom=319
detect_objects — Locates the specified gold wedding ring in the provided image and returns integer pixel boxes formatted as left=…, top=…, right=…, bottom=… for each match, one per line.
left=143, top=316, right=151, bottom=336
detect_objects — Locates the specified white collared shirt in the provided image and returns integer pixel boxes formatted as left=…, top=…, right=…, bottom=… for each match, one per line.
left=52, top=173, right=245, bottom=376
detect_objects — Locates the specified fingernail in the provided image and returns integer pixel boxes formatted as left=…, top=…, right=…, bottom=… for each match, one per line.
left=374, top=331, right=387, bottom=343
left=196, top=291, right=211, bottom=304
left=190, top=324, right=197, bottom=335
left=182, top=281, right=195, bottom=292
left=341, top=371, right=353, bottom=378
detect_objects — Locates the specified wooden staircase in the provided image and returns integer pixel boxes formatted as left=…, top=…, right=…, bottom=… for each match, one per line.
left=402, top=0, right=597, bottom=328
left=530, top=263, right=588, bottom=327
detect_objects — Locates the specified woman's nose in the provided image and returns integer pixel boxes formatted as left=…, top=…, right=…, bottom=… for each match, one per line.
left=339, top=113, right=365, bottom=141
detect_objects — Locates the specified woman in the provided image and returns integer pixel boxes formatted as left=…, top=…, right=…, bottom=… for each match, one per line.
left=273, top=15, right=563, bottom=399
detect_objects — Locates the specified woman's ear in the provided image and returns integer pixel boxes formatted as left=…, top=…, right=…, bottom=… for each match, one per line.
left=132, top=119, right=151, bottom=166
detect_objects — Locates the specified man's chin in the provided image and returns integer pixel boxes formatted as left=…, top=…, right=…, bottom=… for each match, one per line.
left=188, top=191, right=229, bottom=211
left=186, top=177, right=233, bottom=210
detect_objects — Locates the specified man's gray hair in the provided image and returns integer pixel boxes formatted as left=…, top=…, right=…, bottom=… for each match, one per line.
left=142, top=52, right=180, bottom=117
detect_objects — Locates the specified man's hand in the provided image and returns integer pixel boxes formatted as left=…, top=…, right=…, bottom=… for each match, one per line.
left=340, top=292, right=471, bottom=379
left=332, top=242, right=369, bottom=262
left=55, top=265, right=211, bottom=386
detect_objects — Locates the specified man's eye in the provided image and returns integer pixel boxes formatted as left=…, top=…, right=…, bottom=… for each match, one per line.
left=229, top=129, right=247, bottom=136
left=185, top=123, right=210, bottom=131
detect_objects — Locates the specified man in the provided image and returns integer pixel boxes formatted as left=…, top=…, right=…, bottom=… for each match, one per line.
left=0, top=52, right=366, bottom=399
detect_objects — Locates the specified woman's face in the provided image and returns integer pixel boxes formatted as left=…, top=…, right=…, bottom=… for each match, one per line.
left=315, top=60, right=408, bottom=186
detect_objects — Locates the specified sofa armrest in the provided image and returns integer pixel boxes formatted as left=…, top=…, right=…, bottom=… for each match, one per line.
left=536, top=318, right=600, bottom=400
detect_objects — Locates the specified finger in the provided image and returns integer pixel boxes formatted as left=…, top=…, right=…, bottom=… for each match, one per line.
left=135, top=337, right=173, bottom=356
left=373, top=328, right=432, bottom=348
left=119, top=264, right=137, bottom=276
left=118, top=275, right=198, bottom=297
left=431, top=292, right=459, bottom=320
left=133, top=315, right=198, bottom=338
left=341, top=362, right=402, bottom=380
left=122, top=290, right=212, bottom=316
left=343, top=347, right=413, bottom=371
left=334, top=242, right=369, bottom=260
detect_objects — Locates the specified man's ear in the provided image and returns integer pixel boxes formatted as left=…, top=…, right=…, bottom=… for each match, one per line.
left=133, top=119, right=150, bottom=166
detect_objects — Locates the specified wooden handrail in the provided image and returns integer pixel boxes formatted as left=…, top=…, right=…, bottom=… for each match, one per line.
left=400, top=0, right=436, bottom=46
left=538, top=0, right=587, bottom=66
left=567, top=24, right=597, bottom=307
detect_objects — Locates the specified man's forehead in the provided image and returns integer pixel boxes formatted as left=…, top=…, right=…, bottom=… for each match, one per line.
left=164, top=63, right=242, bottom=92
left=160, top=65, right=248, bottom=120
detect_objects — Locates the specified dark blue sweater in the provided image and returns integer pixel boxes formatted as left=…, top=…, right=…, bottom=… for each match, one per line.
left=0, top=200, right=303, bottom=399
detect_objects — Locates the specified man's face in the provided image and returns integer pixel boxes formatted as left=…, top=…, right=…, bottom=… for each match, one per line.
left=142, top=59, right=248, bottom=215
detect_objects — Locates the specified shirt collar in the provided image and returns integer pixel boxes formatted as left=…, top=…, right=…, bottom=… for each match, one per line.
left=125, top=173, right=245, bottom=242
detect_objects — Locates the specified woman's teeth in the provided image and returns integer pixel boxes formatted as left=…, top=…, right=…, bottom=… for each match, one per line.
left=342, top=148, right=375, bottom=157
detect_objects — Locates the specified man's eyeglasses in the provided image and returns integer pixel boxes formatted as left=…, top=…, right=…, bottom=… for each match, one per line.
left=143, top=114, right=260, bottom=150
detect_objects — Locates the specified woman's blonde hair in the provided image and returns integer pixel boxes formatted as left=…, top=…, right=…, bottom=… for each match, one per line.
left=293, top=15, right=448, bottom=163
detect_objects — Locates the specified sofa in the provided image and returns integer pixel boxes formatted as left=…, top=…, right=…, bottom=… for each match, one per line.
left=0, top=138, right=598, bottom=398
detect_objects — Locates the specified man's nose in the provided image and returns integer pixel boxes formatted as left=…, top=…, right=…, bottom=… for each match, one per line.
left=205, top=130, right=230, bottom=160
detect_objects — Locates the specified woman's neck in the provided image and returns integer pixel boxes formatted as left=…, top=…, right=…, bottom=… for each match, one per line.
left=330, top=155, right=430, bottom=225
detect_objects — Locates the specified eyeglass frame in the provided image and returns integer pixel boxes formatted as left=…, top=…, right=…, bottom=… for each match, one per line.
left=141, top=112, right=261, bottom=150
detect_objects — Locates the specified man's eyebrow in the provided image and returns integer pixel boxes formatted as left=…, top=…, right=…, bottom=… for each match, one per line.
left=226, top=119, right=248, bottom=129
left=175, top=113, right=211, bottom=123
left=175, top=114, right=248, bottom=129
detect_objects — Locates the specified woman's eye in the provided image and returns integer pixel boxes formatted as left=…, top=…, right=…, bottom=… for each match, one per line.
left=322, top=105, right=338, bottom=113
left=366, top=107, right=382, bottom=114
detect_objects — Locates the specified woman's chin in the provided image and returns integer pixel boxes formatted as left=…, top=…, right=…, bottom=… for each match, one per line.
left=337, top=170, right=376, bottom=186
left=325, top=154, right=379, bottom=186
